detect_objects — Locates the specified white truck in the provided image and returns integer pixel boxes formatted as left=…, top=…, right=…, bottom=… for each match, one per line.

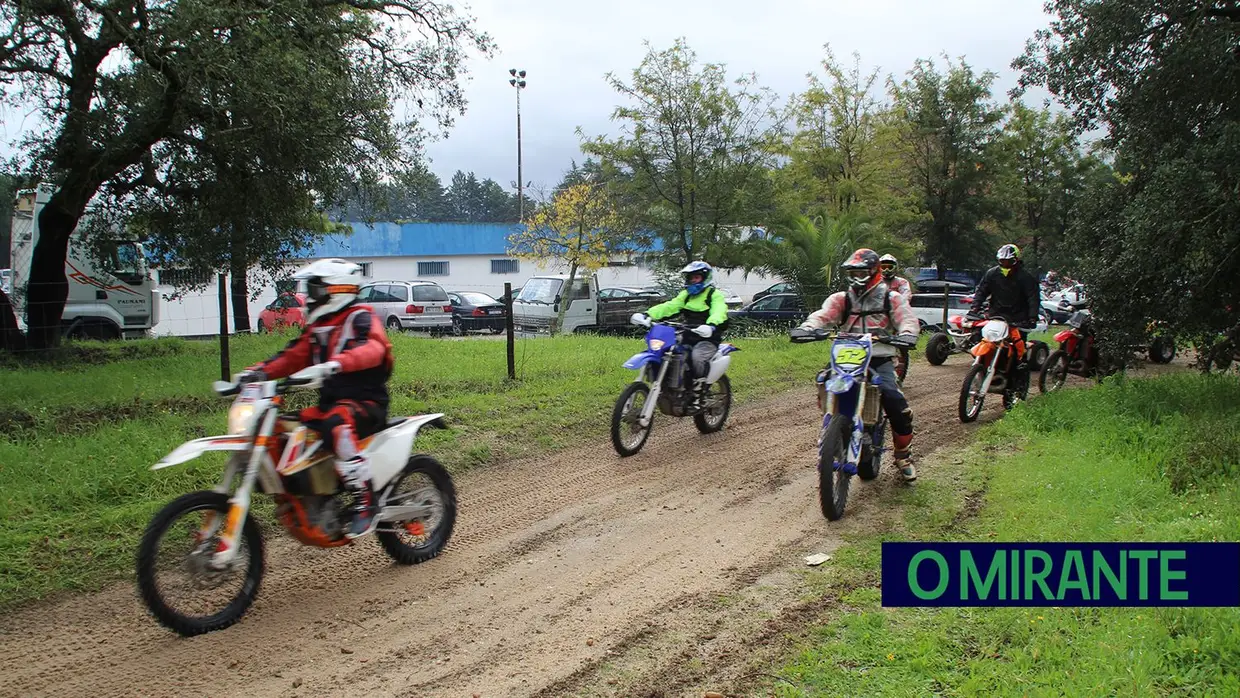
left=513, top=273, right=660, bottom=334
left=8, top=183, right=159, bottom=340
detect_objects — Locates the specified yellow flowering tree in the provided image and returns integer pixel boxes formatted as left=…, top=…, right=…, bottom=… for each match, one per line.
left=508, top=182, right=622, bottom=334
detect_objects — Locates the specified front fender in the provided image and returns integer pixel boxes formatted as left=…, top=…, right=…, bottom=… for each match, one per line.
left=970, top=340, right=996, bottom=359
left=623, top=351, right=663, bottom=371
left=153, top=436, right=251, bottom=470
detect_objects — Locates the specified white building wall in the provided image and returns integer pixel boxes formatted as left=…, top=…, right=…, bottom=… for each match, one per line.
left=150, top=254, right=783, bottom=337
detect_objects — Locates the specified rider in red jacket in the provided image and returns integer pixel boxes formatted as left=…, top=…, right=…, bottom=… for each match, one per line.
left=243, top=259, right=394, bottom=538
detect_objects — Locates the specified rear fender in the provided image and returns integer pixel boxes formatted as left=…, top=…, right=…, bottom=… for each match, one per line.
left=153, top=436, right=251, bottom=470
left=366, top=414, right=447, bottom=489
left=704, top=352, right=732, bottom=383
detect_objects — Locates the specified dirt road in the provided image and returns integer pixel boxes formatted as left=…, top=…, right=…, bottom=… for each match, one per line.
left=0, top=358, right=1084, bottom=698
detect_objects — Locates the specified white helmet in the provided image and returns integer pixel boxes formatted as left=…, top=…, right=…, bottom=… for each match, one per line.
left=293, top=258, right=363, bottom=322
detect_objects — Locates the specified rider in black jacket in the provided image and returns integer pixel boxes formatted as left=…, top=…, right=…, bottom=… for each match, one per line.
left=968, top=244, right=1040, bottom=394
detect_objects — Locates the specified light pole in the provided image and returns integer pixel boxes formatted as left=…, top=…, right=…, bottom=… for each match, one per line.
left=509, top=69, right=527, bottom=223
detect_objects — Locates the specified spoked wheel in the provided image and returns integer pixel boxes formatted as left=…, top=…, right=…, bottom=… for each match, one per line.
left=818, top=414, right=852, bottom=521
left=136, top=491, right=265, bottom=637
left=959, top=364, right=989, bottom=423
left=386, top=316, right=403, bottom=333
left=611, top=382, right=654, bottom=457
left=693, top=375, right=732, bottom=434
left=451, top=317, right=465, bottom=336
left=1039, top=350, right=1070, bottom=394
left=376, top=455, right=457, bottom=564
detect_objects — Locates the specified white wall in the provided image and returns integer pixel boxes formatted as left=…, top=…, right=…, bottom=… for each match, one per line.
left=150, top=255, right=783, bottom=337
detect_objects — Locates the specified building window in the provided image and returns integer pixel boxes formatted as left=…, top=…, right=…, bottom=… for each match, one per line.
left=358, top=262, right=372, bottom=277
left=491, top=259, right=520, bottom=274
left=157, top=267, right=211, bottom=287
left=417, top=261, right=449, bottom=277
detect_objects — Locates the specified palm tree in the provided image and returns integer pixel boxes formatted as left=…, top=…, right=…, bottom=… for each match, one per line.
left=739, top=211, right=910, bottom=310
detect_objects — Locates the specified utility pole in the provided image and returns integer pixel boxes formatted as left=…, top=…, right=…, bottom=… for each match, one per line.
left=509, top=68, right=527, bottom=222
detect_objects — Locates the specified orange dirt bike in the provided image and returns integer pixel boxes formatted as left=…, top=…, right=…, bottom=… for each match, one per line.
left=958, top=314, right=1034, bottom=422
left=136, top=368, right=457, bottom=636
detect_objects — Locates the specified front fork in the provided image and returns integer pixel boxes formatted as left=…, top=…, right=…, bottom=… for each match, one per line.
left=636, top=361, right=671, bottom=427
left=207, top=409, right=280, bottom=567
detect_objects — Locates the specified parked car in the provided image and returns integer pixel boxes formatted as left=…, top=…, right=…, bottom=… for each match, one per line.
left=914, top=278, right=974, bottom=295
left=447, top=291, right=507, bottom=334
left=907, top=293, right=974, bottom=331
left=256, top=292, right=307, bottom=333
left=716, top=287, right=744, bottom=309
left=497, top=285, right=523, bottom=306
left=727, top=292, right=807, bottom=329
left=0, top=268, right=11, bottom=295
left=751, top=281, right=796, bottom=303
left=599, top=286, right=667, bottom=302
left=358, top=280, right=453, bottom=333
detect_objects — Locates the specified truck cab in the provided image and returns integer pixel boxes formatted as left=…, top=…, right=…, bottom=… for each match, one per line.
left=513, top=273, right=656, bottom=334
left=8, top=184, right=159, bottom=340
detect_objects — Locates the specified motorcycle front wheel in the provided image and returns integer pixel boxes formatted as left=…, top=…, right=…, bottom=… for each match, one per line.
left=959, top=363, right=989, bottom=423
left=611, top=382, right=654, bottom=457
left=136, top=491, right=265, bottom=637
left=818, top=414, right=852, bottom=520
left=1039, top=350, right=1070, bottom=394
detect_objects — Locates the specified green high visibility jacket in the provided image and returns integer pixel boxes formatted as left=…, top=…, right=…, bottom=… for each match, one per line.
left=646, top=286, right=729, bottom=326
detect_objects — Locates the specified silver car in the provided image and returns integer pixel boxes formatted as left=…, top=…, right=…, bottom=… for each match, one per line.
left=358, top=280, right=454, bottom=333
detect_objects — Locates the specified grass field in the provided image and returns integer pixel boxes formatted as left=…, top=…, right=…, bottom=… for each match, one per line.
left=771, top=372, right=1240, bottom=696
left=0, top=330, right=845, bottom=607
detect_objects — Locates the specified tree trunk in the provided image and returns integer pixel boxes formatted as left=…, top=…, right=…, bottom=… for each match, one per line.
left=24, top=199, right=85, bottom=349
left=556, top=261, right=579, bottom=336
left=0, top=288, right=26, bottom=352
left=229, top=236, right=251, bottom=333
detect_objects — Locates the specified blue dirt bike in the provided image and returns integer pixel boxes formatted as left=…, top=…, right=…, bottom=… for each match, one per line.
left=610, top=319, right=740, bottom=457
left=789, top=327, right=914, bottom=520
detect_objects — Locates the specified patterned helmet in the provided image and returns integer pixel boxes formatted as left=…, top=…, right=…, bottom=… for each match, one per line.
left=680, top=260, right=714, bottom=296
left=840, top=248, right=880, bottom=288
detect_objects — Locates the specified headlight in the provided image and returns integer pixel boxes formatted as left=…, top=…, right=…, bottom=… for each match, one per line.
left=227, top=402, right=257, bottom=435
left=981, top=320, right=1008, bottom=343
left=648, top=338, right=665, bottom=351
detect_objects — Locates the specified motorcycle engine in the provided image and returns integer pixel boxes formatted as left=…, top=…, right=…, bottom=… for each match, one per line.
left=300, top=495, right=345, bottom=538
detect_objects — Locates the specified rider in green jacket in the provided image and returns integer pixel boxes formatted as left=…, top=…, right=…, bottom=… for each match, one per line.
left=632, top=261, right=730, bottom=410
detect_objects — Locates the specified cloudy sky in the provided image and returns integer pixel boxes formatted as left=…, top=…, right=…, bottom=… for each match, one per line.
left=421, top=0, right=1057, bottom=191
left=0, top=0, right=1057, bottom=192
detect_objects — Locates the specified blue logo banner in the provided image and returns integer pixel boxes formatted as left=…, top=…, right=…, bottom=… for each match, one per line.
left=881, top=542, right=1240, bottom=607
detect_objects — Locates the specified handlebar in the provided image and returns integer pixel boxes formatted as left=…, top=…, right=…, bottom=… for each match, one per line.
left=788, top=327, right=915, bottom=348
left=213, top=374, right=316, bottom=397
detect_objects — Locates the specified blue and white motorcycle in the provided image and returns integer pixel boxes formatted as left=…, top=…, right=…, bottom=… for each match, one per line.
left=789, top=327, right=913, bottom=520
left=610, top=318, right=740, bottom=457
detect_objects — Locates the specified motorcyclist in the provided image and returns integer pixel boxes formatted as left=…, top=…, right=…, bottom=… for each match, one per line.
left=879, top=253, right=912, bottom=301
left=968, top=244, right=1040, bottom=397
left=797, top=249, right=921, bottom=481
left=241, top=258, right=395, bottom=538
left=631, top=261, right=730, bottom=411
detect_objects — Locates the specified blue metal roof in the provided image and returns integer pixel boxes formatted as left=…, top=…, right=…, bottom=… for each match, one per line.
left=302, top=221, right=669, bottom=258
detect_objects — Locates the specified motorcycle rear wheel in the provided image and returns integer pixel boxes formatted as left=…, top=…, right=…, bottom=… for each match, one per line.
left=693, top=375, right=732, bottom=434
left=818, top=414, right=852, bottom=520
left=376, top=455, right=457, bottom=565
left=136, top=491, right=265, bottom=637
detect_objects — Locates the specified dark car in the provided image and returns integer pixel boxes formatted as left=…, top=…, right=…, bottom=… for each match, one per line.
left=751, top=281, right=796, bottom=303
left=599, top=286, right=667, bottom=301
left=727, top=292, right=807, bottom=330
left=447, top=291, right=507, bottom=335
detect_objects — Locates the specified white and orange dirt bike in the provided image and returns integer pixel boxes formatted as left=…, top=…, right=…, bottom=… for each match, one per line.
left=958, top=314, right=1035, bottom=423
left=136, top=367, right=457, bottom=637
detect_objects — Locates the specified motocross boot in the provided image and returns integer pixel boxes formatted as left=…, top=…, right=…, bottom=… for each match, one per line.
left=341, top=456, right=378, bottom=539
left=895, top=454, right=916, bottom=482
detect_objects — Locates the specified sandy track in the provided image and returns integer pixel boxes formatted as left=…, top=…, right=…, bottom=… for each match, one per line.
left=0, top=355, right=1078, bottom=698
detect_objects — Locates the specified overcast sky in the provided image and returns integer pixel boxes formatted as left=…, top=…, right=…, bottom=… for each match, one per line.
left=421, top=0, right=1057, bottom=192
left=0, top=0, right=1057, bottom=192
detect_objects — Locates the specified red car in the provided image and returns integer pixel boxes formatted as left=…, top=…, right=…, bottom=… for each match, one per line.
left=257, top=292, right=307, bottom=333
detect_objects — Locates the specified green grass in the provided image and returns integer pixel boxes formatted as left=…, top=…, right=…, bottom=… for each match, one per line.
left=773, top=372, right=1240, bottom=697
left=0, top=331, right=842, bottom=607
